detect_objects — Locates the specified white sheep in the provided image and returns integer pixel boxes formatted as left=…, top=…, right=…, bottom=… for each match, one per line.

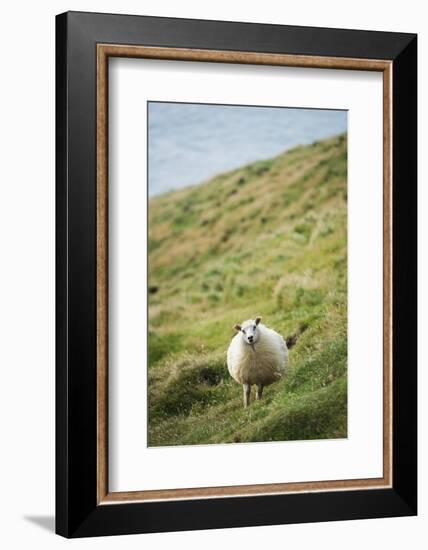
left=227, top=316, right=288, bottom=407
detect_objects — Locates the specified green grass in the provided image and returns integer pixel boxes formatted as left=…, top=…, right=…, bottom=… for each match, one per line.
left=148, top=133, right=348, bottom=446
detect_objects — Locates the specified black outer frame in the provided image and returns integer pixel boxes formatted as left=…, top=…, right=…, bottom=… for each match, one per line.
left=56, top=11, right=417, bottom=538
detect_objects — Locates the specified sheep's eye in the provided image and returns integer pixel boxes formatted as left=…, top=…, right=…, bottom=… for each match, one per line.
left=242, top=329, right=246, bottom=334
left=253, top=325, right=256, bottom=330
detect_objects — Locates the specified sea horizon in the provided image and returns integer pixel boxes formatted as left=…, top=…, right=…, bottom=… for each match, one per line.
left=148, top=102, right=347, bottom=197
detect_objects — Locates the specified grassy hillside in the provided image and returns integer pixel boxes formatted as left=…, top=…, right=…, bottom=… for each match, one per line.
left=148, top=133, right=348, bottom=446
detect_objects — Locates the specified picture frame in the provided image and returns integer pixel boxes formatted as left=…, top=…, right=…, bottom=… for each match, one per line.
left=56, top=11, right=417, bottom=538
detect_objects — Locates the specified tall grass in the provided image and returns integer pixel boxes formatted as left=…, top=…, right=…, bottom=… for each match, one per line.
left=148, top=133, right=347, bottom=446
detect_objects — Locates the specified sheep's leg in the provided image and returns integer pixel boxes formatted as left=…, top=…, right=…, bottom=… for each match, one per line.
left=243, top=384, right=251, bottom=408
left=256, top=385, right=264, bottom=400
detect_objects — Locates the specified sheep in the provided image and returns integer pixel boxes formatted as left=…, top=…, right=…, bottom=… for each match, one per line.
left=227, top=316, right=288, bottom=407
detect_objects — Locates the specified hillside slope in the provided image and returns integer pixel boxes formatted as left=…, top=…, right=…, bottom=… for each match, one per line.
left=148, top=133, right=347, bottom=446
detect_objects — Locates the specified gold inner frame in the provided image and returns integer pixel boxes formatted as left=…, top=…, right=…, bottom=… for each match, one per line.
left=96, top=44, right=393, bottom=505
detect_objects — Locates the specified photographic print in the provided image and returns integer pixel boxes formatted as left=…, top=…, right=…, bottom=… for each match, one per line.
left=147, top=101, right=348, bottom=447
left=57, top=14, right=417, bottom=536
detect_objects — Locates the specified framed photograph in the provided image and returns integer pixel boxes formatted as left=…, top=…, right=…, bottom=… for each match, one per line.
left=56, top=11, right=417, bottom=538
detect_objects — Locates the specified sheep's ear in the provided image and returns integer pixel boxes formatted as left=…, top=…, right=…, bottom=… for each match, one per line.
left=233, top=324, right=242, bottom=332
left=255, top=316, right=262, bottom=325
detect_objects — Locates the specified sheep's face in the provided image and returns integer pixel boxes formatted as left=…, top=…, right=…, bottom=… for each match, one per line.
left=234, top=317, right=262, bottom=345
